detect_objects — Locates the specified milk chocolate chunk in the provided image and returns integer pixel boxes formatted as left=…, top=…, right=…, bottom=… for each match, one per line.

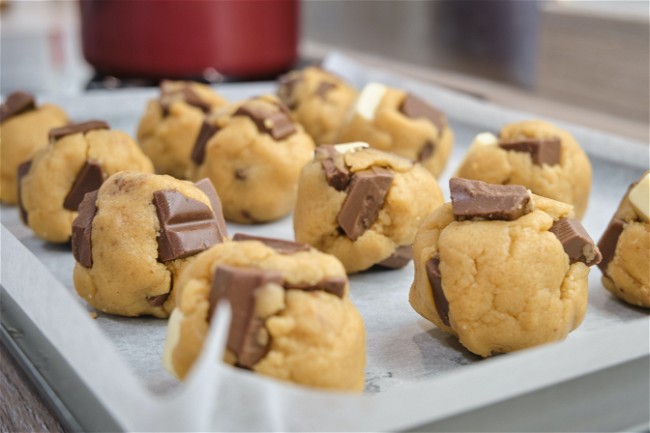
left=63, top=160, right=104, bottom=211
left=284, top=276, right=346, bottom=298
left=16, top=160, right=33, bottom=224
left=0, top=91, right=36, bottom=123
left=193, top=178, right=228, bottom=241
left=417, top=141, right=435, bottom=162
left=49, top=120, right=110, bottom=141
left=160, top=83, right=211, bottom=116
left=400, top=94, right=446, bottom=136
left=71, top=190, right=99, bottom=268
left=191, top=121, right=220, bottom=165
left=499, top=137, right=561, bottom=166
left=153, top=190, right=222, bottom=262
left=315, top=81, right=337, bottom=99
left=597, top=217, right=625, bottom=274
left=277, top=72, right=303, bottom=109
left=208, top=265, right=283, bottom=369
left=377, top=245, right=412, bottom=269
left=425, top=256, right=449, bottom=326
left=450, top=178, right=532, bottom=221
left=550, top=218, right=601, bottom=266
left=146, top=293, right=170, bottom=307
left=233, top=233, right=310, bottom=254
left=234, top=101, right=296, bottom=141
left=316, top=145, right=351, bottom=191
left=337, top=167, right=394, bottom=240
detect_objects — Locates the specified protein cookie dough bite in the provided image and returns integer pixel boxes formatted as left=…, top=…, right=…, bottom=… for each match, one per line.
left=455, top=120, right=592, bottom=219
left=409, top=178, right=601, bottom=357
left=0, top=91, right=68, bottom=204
left=72, top=172, right=228, bottom=318
left=187, top=94, right=315, bottom=223
left=294, top=142, right=444, bottom=273
left=137, top=80, right=228, bottom=178
left=277, top=66, right=358, bottom=145
left=162, top=238, right=366, bottom=391
left=598, top=171, right=650, bottom=308
left=18, top=121, right=154, bottom=243
left=337, top=82, right=454, bottom=178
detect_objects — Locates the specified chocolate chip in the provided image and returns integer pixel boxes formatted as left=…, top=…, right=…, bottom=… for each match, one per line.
left=425, top=256, right=449, bottom=326
left=234, top=100, right=296, bottom=141
left=450, top=178, right=532, bottom=221
left=400, top=94, right=446, bottom=136
left=191, top=120, right=220, bottom=165
left=233, top=233, right=310, bottom=254
left=316, top=145, right=351, bottom=191
left=377, top=245, right=412, bottom=269
left=193, top=178, right=228, bottom=242
left=16, top=160, right=33, bottom=224
left=63, top=160, right=104, bottom=211
left=337, top=167, right=394, bottom=240
left=0, top=92, right=36, bottom=123
left=315, top=81, right=337, bottom=99
left=49, top=120, right=110, bottom=142
left=146, top=293, right=170, bottom=307
left=277, top=72, right=303, bottom=109
left=284, top=276, right=347, bottom=298
left=235, top=168, right=248, bottom=180
left=597, top=217, right=625, bottom=274
left=71, top=190, right=99, bottom=268
left=153, top=189, right=223, bottom=262
left=417, top=141, right=435, bottom=162
left=499, top=137, right=562, bottom=166
left=549, top=218, right=601, bottom=266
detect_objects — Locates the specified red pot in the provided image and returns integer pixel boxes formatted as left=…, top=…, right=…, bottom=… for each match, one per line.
left=80, top=0, right=299, bottom=79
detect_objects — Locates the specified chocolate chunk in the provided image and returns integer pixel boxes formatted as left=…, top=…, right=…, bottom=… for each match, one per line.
left=550, top=218, right=601, bottom=266
left=49, top=120, right=110, bottom=142
left=316, top=145, right=351, bottom=191
left=63, top=160, right=104, bottom=211
left=146, top=293, right=170, bottom=307
left=417, top=141, right=435, bottom=162
left=499, top=137, right=562, bottom=166
left=377, top=245, right=412, bottom=269
left=0, top=92, right=36, bottom=123
left=191, top=120, right=220, bottom=165
left=337, top=167, right=394, bottom=240
left=400, top=94, right=446, bottom=136
left=71, top=190, right=99, bottom=268
left=208, top=265, right=283, bottom=368
left=193, top=178, right=228, bottom=241
left=597, top=217, right=625, bottom=274
left=277, top=72, right=303, bottom=109
left=153, top=189, right=222, bottom=262
left=425, top=256, right=449, bottom=326
left=233, top=233, right=310, bottom=254
left=284, top=276, right=347, bottom=298
left=160, top=83, right=211, bottom=116
left=315, top=81, right=337, bottom=99
left=234, top=100, right=296, bottom=141
left=450, top=178, right=532, bottom=221
left=16, top=160, right=33, bottom=224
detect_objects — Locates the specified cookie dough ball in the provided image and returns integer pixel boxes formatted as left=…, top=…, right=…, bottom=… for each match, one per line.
left=137, top=80, right=228, bottom=179
left=294, top=142, right=444, bottom=273
left=338, top=83, right=454, bottom=178
left=456, top=120, right=592, bottom=219
left=409, top=178, right=601, bottom=357
left=187, top=95, right=315, bottom=223
left=72, top=172, right=229, bottom=318
left=598, top=171, right=650, bottom=308
left=277, top=66, right=358, bottom=145
left=162, top=237, right=365, bottom=391
left=0, top=92, right=68, bottom=204
left=18, top=121, right=154, bottom=243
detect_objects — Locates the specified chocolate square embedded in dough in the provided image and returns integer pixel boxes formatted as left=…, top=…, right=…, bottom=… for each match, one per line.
left=597, top=217, right=625, bottom=274
left=450, top=178, right=532, bottom=221
left=16, top=160, right=33, bottom=224
left=49, top=120, right=110, bottom=141
left=193, top=178, right=228, bottom=241
left=232, top=233, right=310, bottom=254
left=191, top=121, right=220, bottom=165
left=425, top=256, right=449, bottom=326
left=283, top=276, right=347, bottom=298
left=400, top=94, right=446, bottom=136
left=0, top=92, right=36, bottom=123
left=234, top=100, right=296, bottom=141
left=549, top=218, right=601, bottom=266
left=63, top=160, right=105, bottom=211
left=71, top=190, right=99, bottom=268
left=316, top=145, right=351, bottom=191
left=278, top=71, right=303, bottom=109
left=377, top=245, right=412, bottom=269
left=499, top=137, right=561, bottom=166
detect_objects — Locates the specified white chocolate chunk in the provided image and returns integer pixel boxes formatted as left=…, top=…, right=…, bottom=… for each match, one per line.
left=334, top=141, right=369, bottom=154
left=355, top=82, right=388, bottom=120
left=162, top=308, right=185, bottom=377
left=469, top=132, right=498, bottom=152
left=628, top=173, right=650, bottom=222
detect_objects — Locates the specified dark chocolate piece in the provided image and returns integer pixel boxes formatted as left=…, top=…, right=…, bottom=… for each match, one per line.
left=315, top=81, right=337, bottom=99
left=425, top=256, right=449, bottom=326
left=377, top=245, right=412, bottom=269
left=597, top=217, right=625, bottom=274
left=550, top=218, right=601, bottom=266
left=277, top=72, right=303, bottom=109
left=153, top=190, right=222, bottom=262
left=450, top=178, right=532, bottom=221
left=16, top=160, right=33, bottom=224
left=233, top=233, right=311, bottom=254
left=191, top=120, right=220, bottom=165
left=208, top=265, right=283, bottom=369
left=49, top=120, right=110, bottom=141
left=417, top=141, right=435, bottom=162
left=234, top=100, right=296, bottom=141
left=337, top=167, right=394, bottom=240
left=71, top=190, right=99, bottom=268
left=193, top=178, right=228, bottom=241
left=400, top=94, right=446, bottom=136
left=284, top=276, right=346, bottom=298
left=63, top=160, right=104, bottom=211
left=316, top=145, right=351, bottom=191
left=0, top=91, right=36, bottom=123
left=499, top=137, right=561, bottom=166
left=160, top=82, right=211, bottom=116
left=146, top=293, right=170, bottom=307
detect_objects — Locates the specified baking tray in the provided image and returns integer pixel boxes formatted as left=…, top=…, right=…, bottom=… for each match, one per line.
left=1, top=53, right=649, bottom=432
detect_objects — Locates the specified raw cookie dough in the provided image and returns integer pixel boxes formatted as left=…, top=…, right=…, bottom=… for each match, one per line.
left=455, top=120, right=593, bottom=219
left=162, top=238, right=366, bottom=391
left=277, top=66, right=358, bottom=145
left=337, top=82, right=454, bottom=178
left=0, top=91, right=68, bottom=204
left=186, top=94, right=315, bottom=223
left=72, top=172, right=228, bottom=318
left=19, top=121, right=154, bottom=243
left=409, top=178, right=601, bottom=357
left=137, top=80, right=228, bottom=178
left=294, top=142, right=444, bottom=273
left=598, top=171, right=650, bottom=308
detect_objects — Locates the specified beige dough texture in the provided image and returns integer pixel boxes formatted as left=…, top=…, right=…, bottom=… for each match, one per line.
left=186, top=95, right=315, bottom=223
left=294, top=146, right=444, bottom=273
left=74, top=172, right=223, bottom=318
left=0, top=103, right=68, bottom=204
left=163, top=240, right=366, bottom=391
left=409, top=195, right=590, bottom=357
left=277, top=66, right=358, bottom=145
left=338, top=86, right=454, bottom=178
left=137, top=81, right=227, bottom=179
left=456, top=120, right=592, bottom=219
